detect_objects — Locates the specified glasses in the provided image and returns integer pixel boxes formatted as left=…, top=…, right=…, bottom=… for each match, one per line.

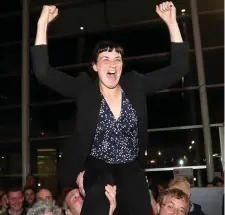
left=162, top=203, right=187, bottom=215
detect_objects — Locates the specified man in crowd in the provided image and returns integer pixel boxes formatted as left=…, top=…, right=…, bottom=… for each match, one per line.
left=168, top=176, right=206, bottom=215
left=1, top=188, right=26, bottom=215
left=36, top=188, right=55, bottom=205
left=24, top=187, right=36, bottom=209
left=157, top=188, right=190, bottom=215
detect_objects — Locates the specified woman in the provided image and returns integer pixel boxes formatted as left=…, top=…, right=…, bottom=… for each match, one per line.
left=31, top=2, right=189, bottom=214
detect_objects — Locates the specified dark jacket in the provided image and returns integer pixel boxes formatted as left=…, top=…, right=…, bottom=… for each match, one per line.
left=189, top=203, right=207, bottom=215
left=31, top=42, right=189, bottom=189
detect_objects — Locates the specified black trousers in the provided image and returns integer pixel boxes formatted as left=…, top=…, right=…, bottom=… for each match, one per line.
left=80, top=156, right=151, bottom=215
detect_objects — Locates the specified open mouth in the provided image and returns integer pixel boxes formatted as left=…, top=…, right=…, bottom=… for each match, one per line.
left=107, top=71, right=116, bottom=80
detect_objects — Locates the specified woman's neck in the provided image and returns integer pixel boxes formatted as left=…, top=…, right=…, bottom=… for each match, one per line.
left=100, top=84, right=121, bottom=98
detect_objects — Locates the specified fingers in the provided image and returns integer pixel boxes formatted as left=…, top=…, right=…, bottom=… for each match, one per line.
left=49, top=5, right=57, bottom=13
left=54, top=8, right=59, bottom=17
left=105, top=185, right=116, bottom=206
left=156, top=1, right=175, bottom=13
left=76, top=171, right=85, bottom=197
left=41, top=5, right=58, bottom=19
left=76, top=171, right=84, bottom=185
left=105, top=185, right=116, bottom=202
left=105, top=191, right=115, bottom=204
left=42, top=5, right=57, bottom=13
left=156, top=5, right=160, bottom=14
left=105, top=185, right=117, bottom=194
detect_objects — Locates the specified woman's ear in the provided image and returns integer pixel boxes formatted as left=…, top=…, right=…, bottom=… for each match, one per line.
left=92, top=63, right=97, bottom=72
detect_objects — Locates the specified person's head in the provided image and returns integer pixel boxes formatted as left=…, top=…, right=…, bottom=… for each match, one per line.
left=26, top=174, right=37, bottom=188
left=206, top=182, right=214, bottom=187
left=92, top=40, right=124, bottom=90
left=212, top=177, right=223, bottom=187
left=27, top=201, right=62, bottom=215
left=26, top=174, right=37, bottom=186
left=0, top=193, right=9, bottom=210
left=24, top=187, right=36, bottom=206
left=36, top=189, right=55, bottom=205
left=157, top=189, right=190, bottom=215
left=65, top=189, right=83, bottom=215
left=168, top=176, right=191, bottom=198
left=7, top=188, right=24, bottom=212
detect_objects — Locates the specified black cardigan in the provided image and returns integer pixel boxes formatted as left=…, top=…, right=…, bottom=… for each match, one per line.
left=31, top=42, right=189, bottom=189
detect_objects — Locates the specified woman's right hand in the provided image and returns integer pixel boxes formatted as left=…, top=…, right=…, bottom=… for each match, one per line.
left=38, top=5, right=58, bottom=26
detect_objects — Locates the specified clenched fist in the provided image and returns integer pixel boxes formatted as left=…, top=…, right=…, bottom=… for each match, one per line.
left=38, top=5, right=58, bottom=25
left=156, top=1, right=177, bottom=25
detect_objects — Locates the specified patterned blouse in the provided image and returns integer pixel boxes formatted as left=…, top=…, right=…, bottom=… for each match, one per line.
left=90, top=90, right=139, bottom=164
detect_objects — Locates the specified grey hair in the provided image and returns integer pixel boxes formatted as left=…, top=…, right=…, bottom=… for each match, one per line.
left=62, top=200, right=69, bottom=210
left=27, top=201, right=63, bottom=215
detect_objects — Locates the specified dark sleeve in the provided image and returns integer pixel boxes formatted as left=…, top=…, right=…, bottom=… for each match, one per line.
left=57, top=133, right=88, bottom=190
left=138, top=42, right=189, bottom=95
left=31, top=45, right=90, bottom=98
left=57, top=141, right=78, bottom=190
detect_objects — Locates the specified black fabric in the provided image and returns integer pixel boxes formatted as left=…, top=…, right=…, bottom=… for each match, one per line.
left=81, top=178, right=110, bottom=215
left=30, top=42, right=189, bottom=190
left=189, top=203, right=207, bottom=215
left=81, top=156, right=151, bottom=215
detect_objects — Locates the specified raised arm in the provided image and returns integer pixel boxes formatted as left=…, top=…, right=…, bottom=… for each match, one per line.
left=139, top=2, right=189, bottom=95
left=31, top=5, right=89, bottom=98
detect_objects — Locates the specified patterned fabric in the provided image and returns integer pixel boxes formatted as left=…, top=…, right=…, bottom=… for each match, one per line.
left=90, top=90, right=139, bottom=164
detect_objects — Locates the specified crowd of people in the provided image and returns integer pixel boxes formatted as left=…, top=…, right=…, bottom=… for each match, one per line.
left=0, top=173, right=223, bottom=215
left=0, top=174, right=116, bottom=215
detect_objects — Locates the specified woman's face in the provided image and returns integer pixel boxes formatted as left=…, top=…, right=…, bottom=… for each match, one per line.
left=92, top=49, right=123, bottom=90
left=1, top=194, right=9, bottom=209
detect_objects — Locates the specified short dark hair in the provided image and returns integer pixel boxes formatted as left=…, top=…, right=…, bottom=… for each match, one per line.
left=36, top=187, right=52, bottom=193
left=91, top=40, right=124, bottom=64
left=36, top=187, right=53, bottom=197
left=23, top=186, right=36, bottom=194
left=7, top=188, right=23, bottom=197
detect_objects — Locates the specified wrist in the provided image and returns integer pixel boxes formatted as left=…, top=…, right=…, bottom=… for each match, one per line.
left=37, top=19, right=48, bottom=28
left=167, top=21, right=179, bottom=29
left=167, top=22, right=183, bottom=42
